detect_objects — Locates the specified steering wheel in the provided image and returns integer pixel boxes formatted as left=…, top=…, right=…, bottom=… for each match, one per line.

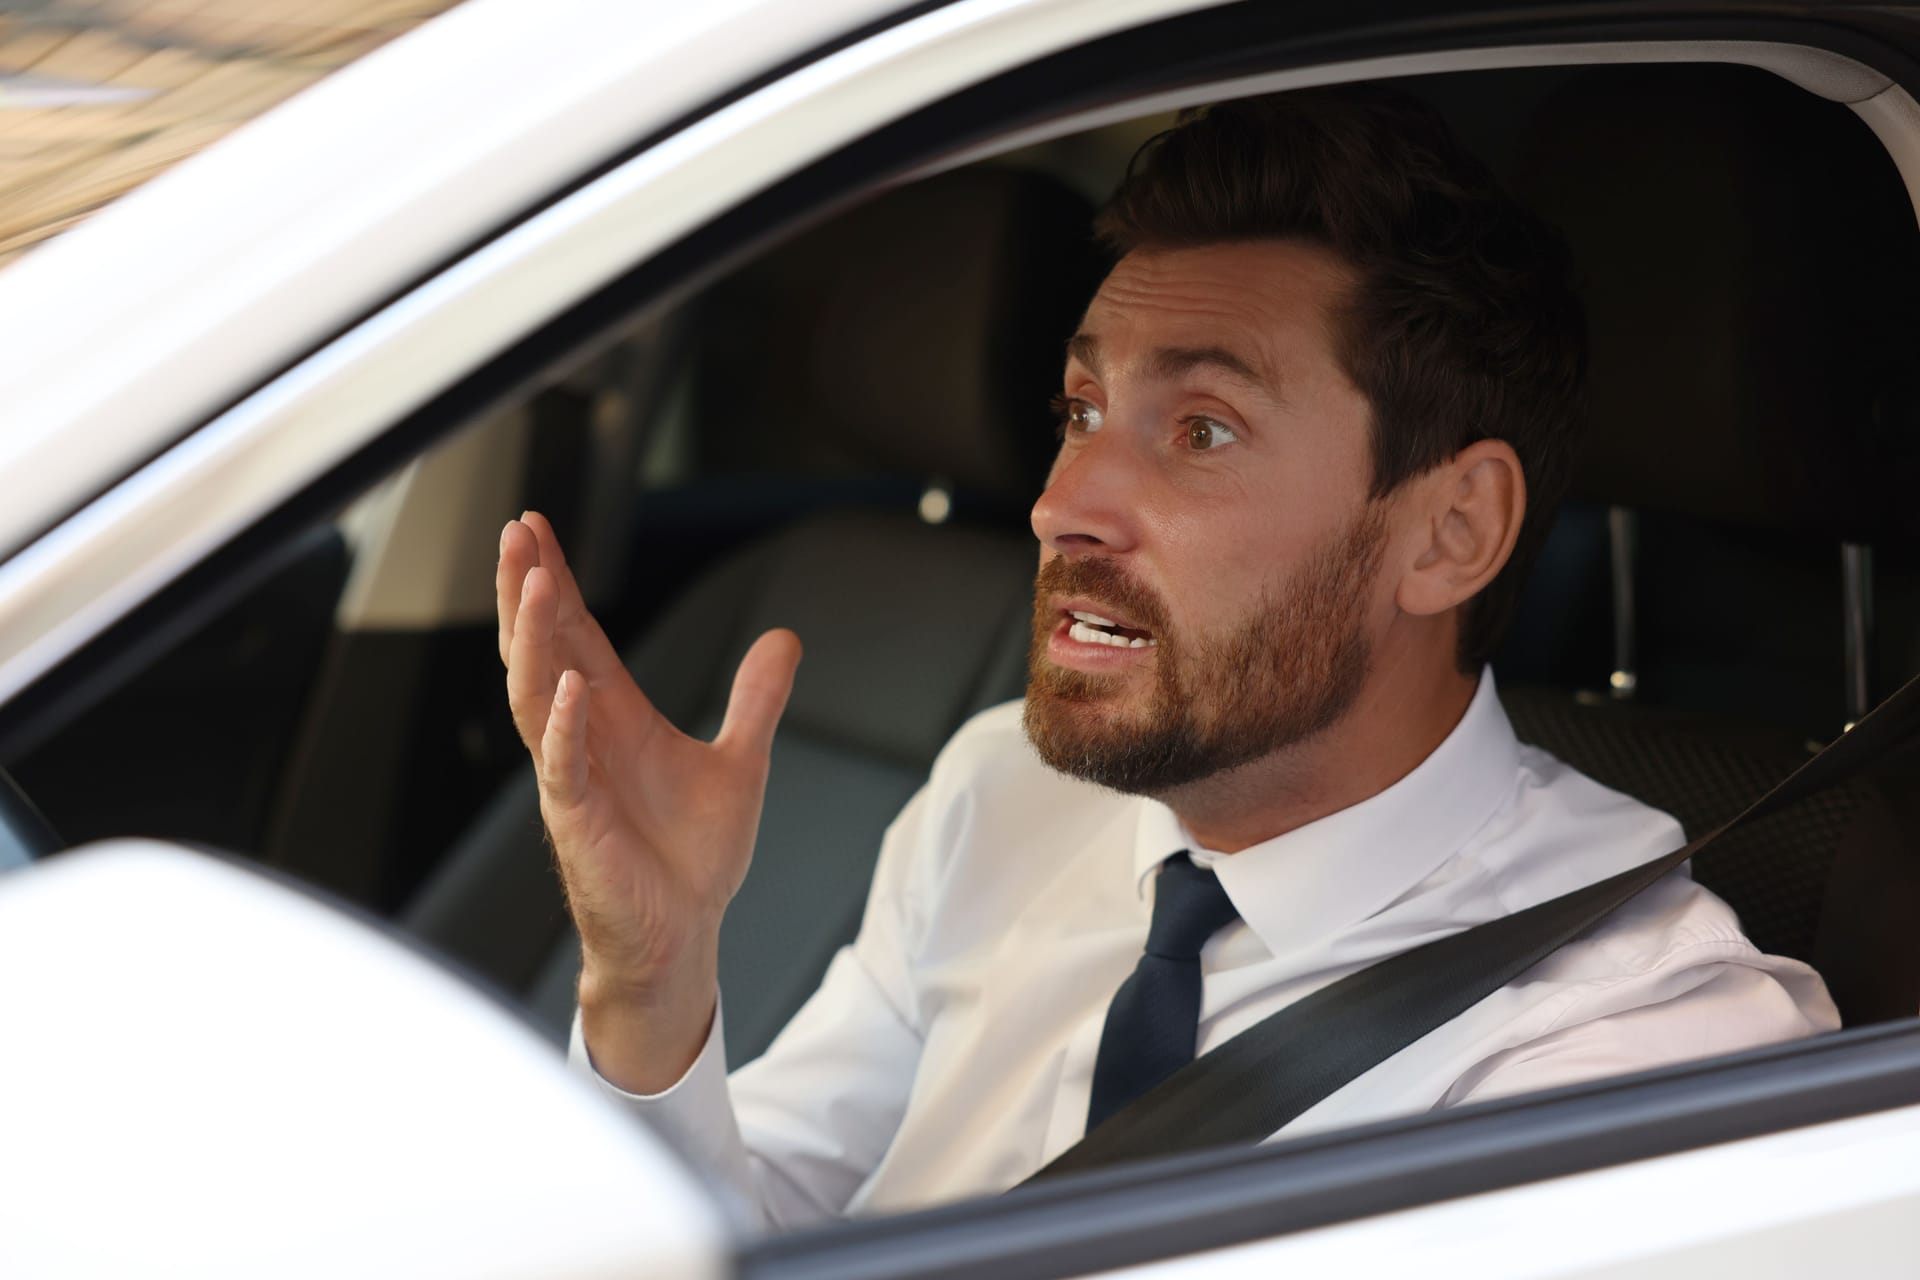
left=0, top=767, right=61, bottom=871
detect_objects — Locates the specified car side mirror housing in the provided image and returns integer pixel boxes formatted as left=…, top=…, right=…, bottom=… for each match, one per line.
left=0, top=840, right=729, bottom=1279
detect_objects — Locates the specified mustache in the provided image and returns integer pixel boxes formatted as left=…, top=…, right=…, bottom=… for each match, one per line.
left=1033, top=555, right=1172, bottom=638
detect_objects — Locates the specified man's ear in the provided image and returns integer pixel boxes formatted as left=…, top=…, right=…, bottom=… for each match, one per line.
left=1395, top=439, right=1526, bottom=619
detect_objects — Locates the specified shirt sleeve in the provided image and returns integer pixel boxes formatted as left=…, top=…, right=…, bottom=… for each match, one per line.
left=1442, top=941, right=1840, bottom=1106
left=566, top=783, right=936, bottom=1233
left=567, top=997, right=754, bottom=1201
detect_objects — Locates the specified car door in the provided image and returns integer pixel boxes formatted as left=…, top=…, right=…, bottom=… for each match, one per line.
left=5, top=0, right=1920, bottom=1276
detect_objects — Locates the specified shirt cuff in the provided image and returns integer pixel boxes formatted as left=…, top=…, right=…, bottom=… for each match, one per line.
left=568, top=994, right=743, bottom=1176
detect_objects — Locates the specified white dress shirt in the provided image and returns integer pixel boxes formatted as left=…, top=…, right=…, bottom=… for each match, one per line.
left=572, top=668, right=1838, bottom=1230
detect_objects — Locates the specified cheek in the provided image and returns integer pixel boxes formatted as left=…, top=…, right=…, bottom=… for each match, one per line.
left=1152, top=510, right=1288, bottom=626
left=1160, top=494, right=1381, bottom=637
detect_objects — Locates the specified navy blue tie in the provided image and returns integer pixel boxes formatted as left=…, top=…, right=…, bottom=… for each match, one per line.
left=1086, top=852, right=1241, bottom=1132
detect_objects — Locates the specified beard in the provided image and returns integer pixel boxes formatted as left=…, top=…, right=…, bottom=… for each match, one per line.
left=1022, top=504, right=1388, bottom=796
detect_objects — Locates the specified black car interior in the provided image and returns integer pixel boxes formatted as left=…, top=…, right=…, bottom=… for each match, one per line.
left=5, top=61, right=1919, bottom=1075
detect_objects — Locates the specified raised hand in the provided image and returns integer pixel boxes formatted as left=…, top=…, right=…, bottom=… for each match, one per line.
left=498, top=512, right=800, bottom=1091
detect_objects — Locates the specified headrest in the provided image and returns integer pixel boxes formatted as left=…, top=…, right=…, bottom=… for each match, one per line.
left=694, top=168, right=1103, bottom=504
left=1512, top=66, right=1920, bottom=545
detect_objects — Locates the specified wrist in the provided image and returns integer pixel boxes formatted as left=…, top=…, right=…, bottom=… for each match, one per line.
left=577, top=925, right=717, bottom=1008
left=577, top=950, right=719, bottom=1096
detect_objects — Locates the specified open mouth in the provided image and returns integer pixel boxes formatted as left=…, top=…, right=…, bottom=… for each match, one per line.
left=1065, top=609, right=1157, bottom=649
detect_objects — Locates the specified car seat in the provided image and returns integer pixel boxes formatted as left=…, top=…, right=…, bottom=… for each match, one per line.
left=403, top=167, right=1102, bottom=1060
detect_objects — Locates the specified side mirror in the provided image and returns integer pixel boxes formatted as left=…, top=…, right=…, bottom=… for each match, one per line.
left=0, top=841, right=729, bottom=1278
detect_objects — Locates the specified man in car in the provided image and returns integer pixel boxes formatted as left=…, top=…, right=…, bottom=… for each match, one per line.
left=495, top=88, right=1836, bottom=1228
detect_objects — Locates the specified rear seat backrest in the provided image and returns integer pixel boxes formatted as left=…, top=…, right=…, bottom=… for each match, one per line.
left=405, top=168, right=1101, bottom=1059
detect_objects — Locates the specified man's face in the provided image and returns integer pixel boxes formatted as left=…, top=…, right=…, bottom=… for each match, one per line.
left=1024, top=240, right=1391, bottom=795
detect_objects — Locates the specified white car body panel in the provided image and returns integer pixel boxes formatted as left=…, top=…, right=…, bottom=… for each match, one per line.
left=0, top=0, right=904, bottom=559
left=0, top=0, right=1244, bottom=566
left=1088, top=1104, right=1920, bottom=1277
left=0, top=841, right=728, bottom=1278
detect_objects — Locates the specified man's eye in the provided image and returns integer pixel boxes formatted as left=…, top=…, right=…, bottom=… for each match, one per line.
left=1050, top=395, right=1104, bottom=438
left=1185, top=418, right=1239, bottom=451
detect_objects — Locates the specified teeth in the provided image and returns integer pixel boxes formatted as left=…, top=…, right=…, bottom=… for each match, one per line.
left=1070, top=610, right=1118, bottom=627
left=1068, top=621, right=1156, bottom=649
left=1069, top=622, right=1116, bottom=646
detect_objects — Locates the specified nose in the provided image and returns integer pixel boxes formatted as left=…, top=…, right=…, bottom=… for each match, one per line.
left=1030, top=430, right=1144, bottom=556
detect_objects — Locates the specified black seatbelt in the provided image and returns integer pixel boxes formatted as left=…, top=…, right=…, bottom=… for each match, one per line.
left=1027, top=671, right=1920, bottom=1183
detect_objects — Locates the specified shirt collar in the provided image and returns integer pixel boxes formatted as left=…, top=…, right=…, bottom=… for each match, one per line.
left=1130, top=666, right=1521, bottom=956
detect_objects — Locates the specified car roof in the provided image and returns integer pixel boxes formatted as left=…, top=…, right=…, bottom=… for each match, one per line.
left=0, top=0, right=917, bottom=560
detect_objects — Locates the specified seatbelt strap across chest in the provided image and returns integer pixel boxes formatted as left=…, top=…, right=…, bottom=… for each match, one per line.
left=1026, top=671, right=1920, bottom=1183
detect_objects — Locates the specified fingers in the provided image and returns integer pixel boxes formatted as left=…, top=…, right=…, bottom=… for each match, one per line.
left=716, top=629, right=802, bottom=760
left=540, top=670, right=591, bottom=814
left=496, top=519, right=540, bottom=667
left=518, top=510, right=581, bottom=607
left=507, top=565, right=561, bottom=759
left=518, top=510, right=626, bottom=684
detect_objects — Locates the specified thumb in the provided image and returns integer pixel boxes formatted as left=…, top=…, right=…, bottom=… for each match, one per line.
left=716, top=629, right=802, bottom=760
left=540, top=669, right=592, bottom=814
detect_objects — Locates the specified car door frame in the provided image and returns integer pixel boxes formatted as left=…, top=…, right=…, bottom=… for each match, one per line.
left=741, top=1023, right=1920, bottom=1278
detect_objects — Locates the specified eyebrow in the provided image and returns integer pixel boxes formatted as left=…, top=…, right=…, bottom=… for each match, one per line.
left=1066, top=333, right=1279, bottom=399
left=1066, top=332, right=1102, bottom=375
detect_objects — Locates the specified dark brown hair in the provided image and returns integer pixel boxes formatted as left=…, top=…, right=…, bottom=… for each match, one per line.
left=1094, top=87, right=1586, bottom=670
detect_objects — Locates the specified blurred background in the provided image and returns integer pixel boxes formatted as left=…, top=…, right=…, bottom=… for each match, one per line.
left=0, top=0, right=452, bottom=266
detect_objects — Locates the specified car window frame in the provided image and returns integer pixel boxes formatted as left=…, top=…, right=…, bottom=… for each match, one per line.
left=740, top=1021, right=1920, bottom=1279
left=6, top=2, right=1920, bottom=1272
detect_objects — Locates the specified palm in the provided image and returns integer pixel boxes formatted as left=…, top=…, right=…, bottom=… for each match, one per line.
left=498, top=512, right=799, bottom=980
left=573, top=678, right=759, bottom=950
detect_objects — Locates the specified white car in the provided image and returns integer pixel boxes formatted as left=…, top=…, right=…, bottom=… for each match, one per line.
left=5, top=0, right=1920, bottom=1275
